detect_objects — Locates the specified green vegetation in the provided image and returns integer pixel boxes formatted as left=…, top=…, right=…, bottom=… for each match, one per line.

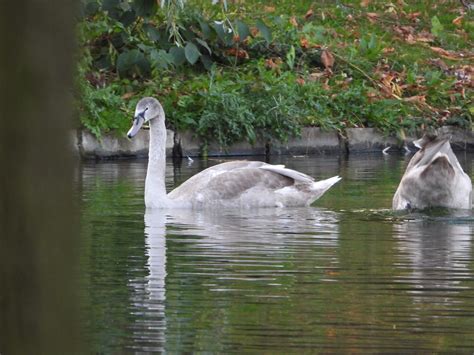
left=77, top=0, right=473, bottom=146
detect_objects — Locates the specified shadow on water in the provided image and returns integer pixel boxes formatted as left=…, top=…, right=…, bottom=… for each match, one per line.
left=80, top=153, right=474, bottom=353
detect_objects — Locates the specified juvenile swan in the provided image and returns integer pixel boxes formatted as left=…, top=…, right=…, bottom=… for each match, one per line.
left=127, top=97, right=341, bottom=208
left=392, top=136, right=472, bottom=210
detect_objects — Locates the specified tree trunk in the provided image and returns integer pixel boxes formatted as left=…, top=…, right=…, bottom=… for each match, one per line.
left=0, top=1, right=80, bottom=353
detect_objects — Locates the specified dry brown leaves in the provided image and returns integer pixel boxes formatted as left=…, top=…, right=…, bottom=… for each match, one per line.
left=121, top=92, right=135, bottom=100
left=300, top=37, right=310, bottom=49
left=366, top=12, right=379, bottom=23
left=263, top=6, right=275, bottom=13
left=265, top=57, right=282, bottom=71
left=374, top=64, right=405, bottom=98
left=430, top=46, right=474, bottom=60
left=393, top=25, right=435, bottom=44
left=405, top=12, right=421, bottom=21
left=304, top=8, right=314, bottom=20
left=225, top=48, right=249, bottom=59
left=452, top=15, right=464, bottom=26
left=296, top=77, right=306, bottom=85
left=321, top=50, right=335, bottom=70
left=289, top=16, right=298, bottom=27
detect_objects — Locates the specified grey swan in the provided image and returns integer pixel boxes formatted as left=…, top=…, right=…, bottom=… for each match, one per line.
left=393, top=136, right=472, bottom=210
left=127, top=97, right=341, bottom=208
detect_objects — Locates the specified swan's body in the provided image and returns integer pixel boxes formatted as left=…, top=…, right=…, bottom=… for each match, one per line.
left=392, top=137, right=472, bottom=210
left=128, top=97, right=341, bottom=209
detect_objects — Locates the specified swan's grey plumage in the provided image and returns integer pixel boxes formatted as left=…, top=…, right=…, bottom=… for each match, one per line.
left=392, top=136, right=472, bottom=210
left=127, top=97, right=341, bottom=209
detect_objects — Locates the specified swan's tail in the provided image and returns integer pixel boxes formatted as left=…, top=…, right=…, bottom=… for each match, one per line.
left=310, top=175, right=341, bottom=203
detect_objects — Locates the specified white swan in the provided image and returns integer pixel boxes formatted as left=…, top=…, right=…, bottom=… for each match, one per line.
left=393, top=136, right=472, bottom=210
left=127, top=97, right=341, bottom=208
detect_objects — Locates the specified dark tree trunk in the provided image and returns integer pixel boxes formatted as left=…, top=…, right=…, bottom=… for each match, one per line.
left=0, top=0, right=80, bottom=353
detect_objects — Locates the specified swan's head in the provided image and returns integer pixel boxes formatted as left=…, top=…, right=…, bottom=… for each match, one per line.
left=127, top=97, right=163, bottom=139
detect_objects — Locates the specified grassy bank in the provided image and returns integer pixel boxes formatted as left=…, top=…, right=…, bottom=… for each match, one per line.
left=77, top=0, right=473, bottom=147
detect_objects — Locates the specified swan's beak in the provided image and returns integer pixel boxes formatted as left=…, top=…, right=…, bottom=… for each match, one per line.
left=127, top=115, right=145, bottom=139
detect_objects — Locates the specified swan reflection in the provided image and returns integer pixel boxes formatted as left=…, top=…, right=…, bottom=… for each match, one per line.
left=130, top=207, right=340, bottom=351
left=394, top=213, right=473, bottom=306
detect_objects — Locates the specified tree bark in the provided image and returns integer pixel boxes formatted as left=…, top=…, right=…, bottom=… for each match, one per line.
left=0, top=1, right=80, bottom=353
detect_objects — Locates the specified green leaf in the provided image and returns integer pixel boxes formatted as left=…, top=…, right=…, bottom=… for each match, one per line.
left=256, top=19, right=272, bottom=44
left=431, top=15, right=444, bottom=37
left=119, top=10, right=136, bottom=27
left=195, top=38, right=212, bottom=55
left=199, top=20, right=212, bottom=39
left=116, top=49, right=150, bottom=77
left=200, top=55, right=214, bottom=70
left=102, top=0, right=119, bottom=12
left=184, top=42, right=201, bottom=64
left=169, top=46, right=186, bottom=66
left=132, top=0, right=157, bottom=17
left=150, top=49, right=173, bottom=69
left=213, top=22, right=232, bottom=44
left=235, top=20, right=250, bottom=41
left=143, top=24, right=161, bottom=41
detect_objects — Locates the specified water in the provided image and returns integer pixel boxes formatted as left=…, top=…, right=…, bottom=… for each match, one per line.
left=80, top=153, right=474, bottom=353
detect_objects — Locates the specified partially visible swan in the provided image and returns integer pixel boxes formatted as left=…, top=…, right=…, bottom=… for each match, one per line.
left=393, top=136, right=472, bottom=210
left=127, top=97, right=341, bottom=208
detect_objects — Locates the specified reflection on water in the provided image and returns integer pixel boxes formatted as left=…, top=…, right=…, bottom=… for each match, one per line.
left=394, top=213, right=473, bottom=305
left=80, top=154, right=474, bottom=353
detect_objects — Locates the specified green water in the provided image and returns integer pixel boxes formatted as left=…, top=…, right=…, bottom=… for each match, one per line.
left=80, top=153, right=474, bottom=353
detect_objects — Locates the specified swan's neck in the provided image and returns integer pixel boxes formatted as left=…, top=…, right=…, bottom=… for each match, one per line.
left=145, top=113, right=169, bottom=208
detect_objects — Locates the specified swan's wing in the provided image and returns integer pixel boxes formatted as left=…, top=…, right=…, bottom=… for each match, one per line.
left=417, top=139, right=450, bottom=166
left=169, top=164, right=303, bottom=201
left=205, top=168, right=293, bottom=200
left=259, top=165, right=315, bottom=183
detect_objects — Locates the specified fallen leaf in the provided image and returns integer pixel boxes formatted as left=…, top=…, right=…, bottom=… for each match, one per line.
left=322, top=79, right=331, bottom=90
left=300, top=37, right=310, bottom=49
left=414, top=31, right=435, bottom=43
left=121, top=92, right=135, bottom=100
left=406, top=34, right=416, bottom=44
left=308, top=71, right=327, bottom=81
left=430, top=46, right=460, bottom=60
left=452, top=15, right=463, bottom=26
left=321, top=50, right=335, bottom=69
left=403, top=95, right=426, bottom=104
left=290, top=16, right=298, bottom=27
left=226, top=48, right=249, bottom=59
left=383, top=47, right=395, bottom=54
left=296, top=77, right=306, bottom=85
left=428, top=58, right=449, bottom=72
left=385, top=4, right=397, bottom=14
left=264, top=6, right=275, bottom=13
left=360, top=0, right=371, bottom=7
left=406, top=12, right=421, bottom=20
left=366, top=12, right=379, bottom=23
left=305, top=8, right=314, bottom=20
left=265, top=58, right=281, bottom=70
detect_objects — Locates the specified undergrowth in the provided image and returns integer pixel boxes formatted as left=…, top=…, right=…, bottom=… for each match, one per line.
left=77, top=0, right=473, bottom=147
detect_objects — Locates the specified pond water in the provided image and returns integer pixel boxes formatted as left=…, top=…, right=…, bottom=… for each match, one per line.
left=80, top=153, right=474, bottom=353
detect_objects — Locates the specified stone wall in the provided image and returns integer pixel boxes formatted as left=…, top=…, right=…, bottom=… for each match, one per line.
left=77, top=126, right=474, bottom=159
